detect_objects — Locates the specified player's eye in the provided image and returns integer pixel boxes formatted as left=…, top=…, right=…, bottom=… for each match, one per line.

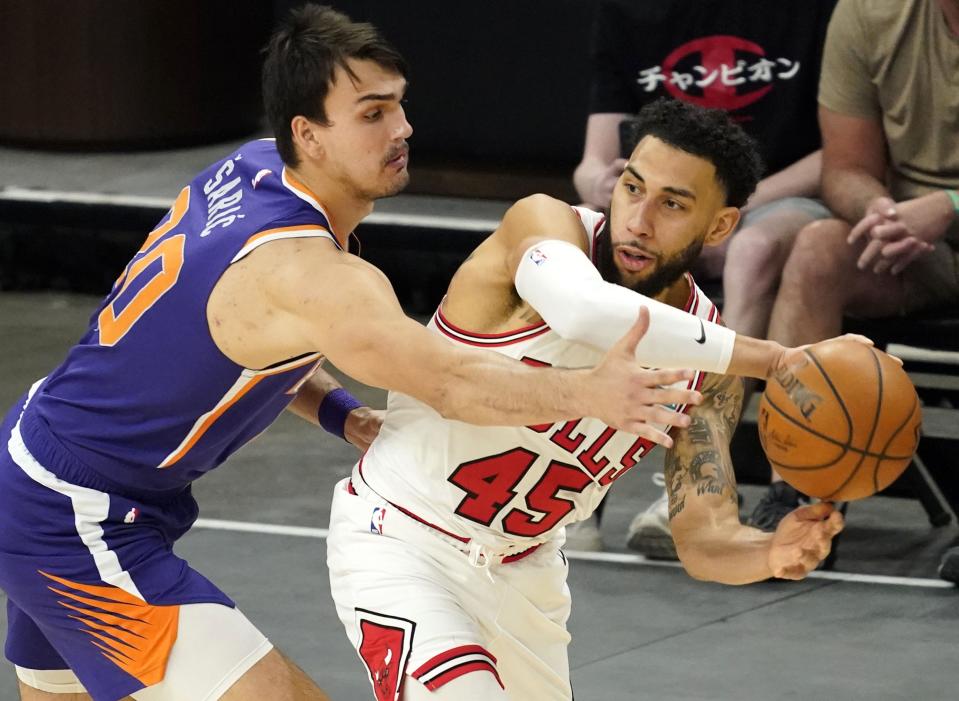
left=364, top=109, right=382, bottom=121
left=625, top=183, right=640, bottom=195
left=665, top=199, right=684, bottom=210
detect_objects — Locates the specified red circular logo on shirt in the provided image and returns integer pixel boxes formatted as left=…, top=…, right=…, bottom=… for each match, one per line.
left=661, top=35, right=775, bottom=111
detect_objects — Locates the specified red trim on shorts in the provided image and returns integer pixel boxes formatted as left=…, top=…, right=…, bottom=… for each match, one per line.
left=412, top=644, right=504, bottom=691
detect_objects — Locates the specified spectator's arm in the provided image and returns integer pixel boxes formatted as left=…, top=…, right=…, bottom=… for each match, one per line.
left=818, top=105, right=889, bottom=224
left=573, top=112, right=629, bottom=209
left=745, top=150, right=822, bottom=211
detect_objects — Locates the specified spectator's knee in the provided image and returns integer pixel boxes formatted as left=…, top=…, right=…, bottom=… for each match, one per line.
left=782, top=219, right=853, bottom=286
left=724, top=225, right=789, bottom=293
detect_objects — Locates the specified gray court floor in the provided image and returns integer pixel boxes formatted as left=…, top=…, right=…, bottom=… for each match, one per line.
left=0, top=291, right=957, bottom=701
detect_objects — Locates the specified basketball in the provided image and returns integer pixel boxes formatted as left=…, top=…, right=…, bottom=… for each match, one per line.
left=758, top=339, right=922, bottom=501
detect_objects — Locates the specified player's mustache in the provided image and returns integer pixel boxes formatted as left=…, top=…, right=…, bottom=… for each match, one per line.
left=614, top=242, right=659, bottom=260
left=383, top=143, right=409, bottom=166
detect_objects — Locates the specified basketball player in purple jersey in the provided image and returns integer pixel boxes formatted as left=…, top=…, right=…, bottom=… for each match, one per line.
left=0, top=7, right=718, bottom=701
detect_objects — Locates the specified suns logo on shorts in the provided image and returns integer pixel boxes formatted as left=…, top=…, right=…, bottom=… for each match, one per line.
left=370, top=507, right=386, bottom=535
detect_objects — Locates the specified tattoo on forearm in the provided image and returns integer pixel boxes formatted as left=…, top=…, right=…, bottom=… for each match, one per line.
left=710, top=374, right=744, bottom=438
left=663, top=373, right=744, bottom=519
left=687, top=416, right=712, bottom=444
left=664, top=449, right=687, bottom=519
left=689, top=450, right=736, bottom=504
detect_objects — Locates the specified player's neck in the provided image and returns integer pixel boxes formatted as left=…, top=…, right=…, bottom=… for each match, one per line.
left=287, top=164, right=373, bottom=248
left=656, top=274, right=692, bottom=310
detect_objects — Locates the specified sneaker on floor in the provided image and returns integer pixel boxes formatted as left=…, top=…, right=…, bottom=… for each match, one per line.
left=626, top=473, right=677, bottom=560
left=564, top=513, right=603, bottom=551
left=938, top=545, right=959, bottom=584
left=747, top=482, right=807, bottom=533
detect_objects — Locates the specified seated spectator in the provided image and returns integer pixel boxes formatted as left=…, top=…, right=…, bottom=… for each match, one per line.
left=571, top=0, right=838, bottom=556
left=748, top=0, right=959, bottom=584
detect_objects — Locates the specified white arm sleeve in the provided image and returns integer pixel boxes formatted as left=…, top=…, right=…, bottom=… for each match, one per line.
left=514, top=239, right=735, bottom=373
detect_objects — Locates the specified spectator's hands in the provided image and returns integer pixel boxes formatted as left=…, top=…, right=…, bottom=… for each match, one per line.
left=344, top=407, right=384, bottom=452
left=767, top=502, right=844, bottom=579
left=585, top=158, right=627, bottom=209
left=848, top=193, right=952, bottom=274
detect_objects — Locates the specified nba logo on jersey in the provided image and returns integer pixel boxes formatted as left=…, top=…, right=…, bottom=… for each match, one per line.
left=529, top=248, right=548, bottom=266
left=370, top=507, right=386, bottom=535
left=123, top=508, right=139, bottom=524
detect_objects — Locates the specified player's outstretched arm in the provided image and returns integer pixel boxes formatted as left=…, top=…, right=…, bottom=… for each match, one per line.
left=666, top=373, right=842, bottom=583
left=277, top=246, right=701, bottom=441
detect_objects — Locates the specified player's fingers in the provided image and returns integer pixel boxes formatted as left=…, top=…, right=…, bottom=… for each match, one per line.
left=635, top=404, right=691, bottom=429
left=616, top=307, right=651, bottom=356
left=836, top=333, right=873, bottom=347
left=773, top=563, right=807, bottom=580
left=622, top=421, right=674, bottom=449
left=792, top=501, right=834, bottom=521
left=642, top=367, right=697, bottom=390
left=826, top=509, right=845, bottom=536
left=638, top=383, right=702, bottom=408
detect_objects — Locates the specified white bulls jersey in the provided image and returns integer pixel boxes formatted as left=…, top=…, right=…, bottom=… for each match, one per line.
left=355, top=207, right=720, bottom=554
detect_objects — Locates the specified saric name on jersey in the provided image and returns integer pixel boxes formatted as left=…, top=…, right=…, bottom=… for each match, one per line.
left=200, top=158, right=246, bottom=237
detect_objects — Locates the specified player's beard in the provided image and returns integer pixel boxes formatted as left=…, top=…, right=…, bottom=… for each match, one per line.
left=594, top=225, right=703, bottom=298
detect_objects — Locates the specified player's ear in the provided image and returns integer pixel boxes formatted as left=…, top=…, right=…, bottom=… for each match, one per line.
left=704, top=206, right=739, bottom=247
left=290, top=115, right=325, bottom=162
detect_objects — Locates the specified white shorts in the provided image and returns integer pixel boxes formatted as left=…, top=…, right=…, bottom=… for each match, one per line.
left=15, top=603, right=273, bottom=700
left=327, top=478, right=573, bottom=701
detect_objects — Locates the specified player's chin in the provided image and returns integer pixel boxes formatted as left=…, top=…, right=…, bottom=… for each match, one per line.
left=380, top=171, right=410, bottom=198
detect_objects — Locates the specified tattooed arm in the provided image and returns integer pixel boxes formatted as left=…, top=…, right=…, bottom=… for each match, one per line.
left=665, top=373, right=843, bottom=584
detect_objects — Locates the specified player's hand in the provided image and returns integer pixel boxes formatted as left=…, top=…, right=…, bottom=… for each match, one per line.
left=774, top=335, right=903, bottom=373
left=767, top=501, right=844, bottom=580
left=587, top=307, right=703, bottom=447
left=344, top=407, right=384, bottom=452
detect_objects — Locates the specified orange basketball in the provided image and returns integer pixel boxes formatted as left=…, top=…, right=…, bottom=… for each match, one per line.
left=758, top=339, right=922, bottom=501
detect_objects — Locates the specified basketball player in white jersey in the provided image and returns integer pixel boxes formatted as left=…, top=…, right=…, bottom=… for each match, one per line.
left=327, top=99, right=849, bottom=701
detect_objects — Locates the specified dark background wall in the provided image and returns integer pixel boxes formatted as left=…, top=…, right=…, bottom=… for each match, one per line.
left=308, top=1, right=596, bottom=168
left=280, top=1, right=599, bottom=199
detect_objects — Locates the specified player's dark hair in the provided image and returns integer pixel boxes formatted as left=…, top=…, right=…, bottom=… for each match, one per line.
left=262, top=4, right=408, bottom=166
left=622, top=98, right=764, bottom=208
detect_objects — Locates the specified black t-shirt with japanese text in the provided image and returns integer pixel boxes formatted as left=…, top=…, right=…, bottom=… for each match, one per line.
left=589, top=0, right=837, bottom=174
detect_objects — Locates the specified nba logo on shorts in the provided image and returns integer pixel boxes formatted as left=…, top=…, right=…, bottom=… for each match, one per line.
left=370, top=507, right=386, bottom=535
left=530, top=248, right=548, bottom=265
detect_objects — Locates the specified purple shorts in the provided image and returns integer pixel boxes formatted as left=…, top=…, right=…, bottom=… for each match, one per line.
left=0, top=395, right=234, bottom=701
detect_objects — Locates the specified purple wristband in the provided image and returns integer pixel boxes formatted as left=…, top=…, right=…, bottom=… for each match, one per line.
left=318, top=388, right=364, bottom=440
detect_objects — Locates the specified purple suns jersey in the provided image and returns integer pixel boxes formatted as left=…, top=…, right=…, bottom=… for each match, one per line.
left=18, top=139, right=338, bottom=497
